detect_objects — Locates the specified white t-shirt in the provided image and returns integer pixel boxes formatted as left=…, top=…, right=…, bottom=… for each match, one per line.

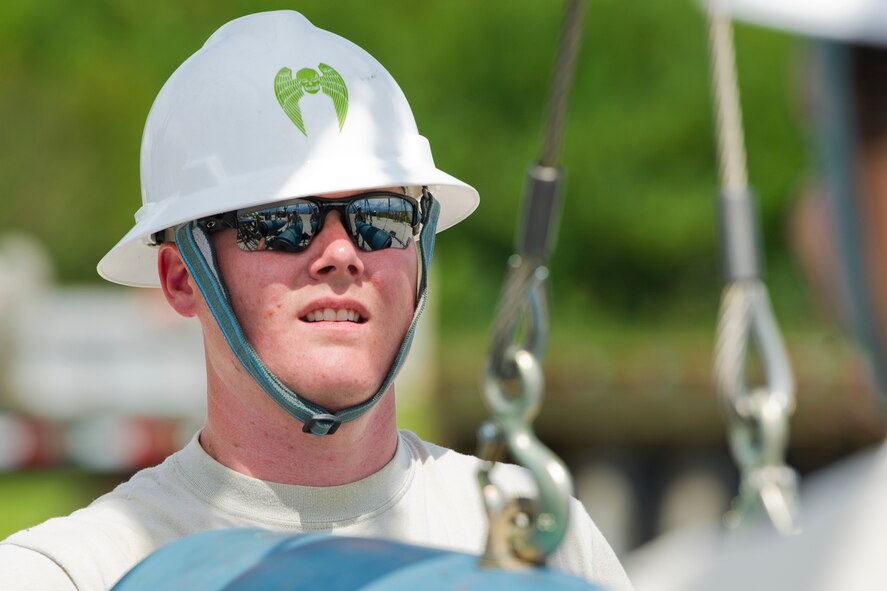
left=0, top=430, right=632, bottom=591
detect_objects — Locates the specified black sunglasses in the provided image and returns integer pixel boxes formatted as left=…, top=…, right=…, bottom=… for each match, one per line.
left=199, top=191, right=422, bottom=253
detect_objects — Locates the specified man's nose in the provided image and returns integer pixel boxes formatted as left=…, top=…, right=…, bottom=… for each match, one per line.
left=308, top=210, right=365, bottom=279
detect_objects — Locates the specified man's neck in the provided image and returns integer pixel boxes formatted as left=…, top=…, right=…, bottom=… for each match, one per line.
left=199, top=383, right=399, bottom=486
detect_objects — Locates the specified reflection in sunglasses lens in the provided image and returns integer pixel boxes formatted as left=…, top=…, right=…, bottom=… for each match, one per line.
left=234, top=195, right=416, bottom=253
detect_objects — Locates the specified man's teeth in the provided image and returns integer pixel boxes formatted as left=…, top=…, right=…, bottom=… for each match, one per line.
left=305, top=308, right=362, bottom=322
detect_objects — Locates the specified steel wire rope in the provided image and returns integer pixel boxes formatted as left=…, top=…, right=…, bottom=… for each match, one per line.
left=539, top=0, right=588, bottom=168
left=705, top=1, right=799, bottom=534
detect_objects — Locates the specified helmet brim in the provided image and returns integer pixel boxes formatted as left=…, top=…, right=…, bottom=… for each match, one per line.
left=97, top=161, right=478, bottom=288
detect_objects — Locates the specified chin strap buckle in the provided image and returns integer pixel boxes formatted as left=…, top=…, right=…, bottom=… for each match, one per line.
left=302, top=413, right=342, bottom=435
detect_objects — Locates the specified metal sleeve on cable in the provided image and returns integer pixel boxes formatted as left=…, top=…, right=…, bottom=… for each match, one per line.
left=517, top=165, right=564, bottom=259
left=718, top=188, right=764, bottom=281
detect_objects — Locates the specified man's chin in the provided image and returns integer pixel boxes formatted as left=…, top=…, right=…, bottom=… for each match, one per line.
left=284, top=380, right=382, bottom=413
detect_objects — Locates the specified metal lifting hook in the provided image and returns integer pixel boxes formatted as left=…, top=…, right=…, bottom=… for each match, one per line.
left=476, top=0, right=587, bottom=570
left=478, top=346, right=573, bottom=567
left=715, top=281, right=799, bottom=534
left=478, top=255, right=572, bottom=567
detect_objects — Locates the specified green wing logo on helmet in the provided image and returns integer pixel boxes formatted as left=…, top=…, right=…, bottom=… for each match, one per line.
left=274, top=63, right=349, bottom=136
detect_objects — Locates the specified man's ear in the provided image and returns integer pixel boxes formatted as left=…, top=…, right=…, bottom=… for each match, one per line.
left=158, top=243, right=198, bottom=318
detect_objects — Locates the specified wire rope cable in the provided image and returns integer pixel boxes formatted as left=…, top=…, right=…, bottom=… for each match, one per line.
left=705, top=1, right=800, bottom=535
left=707, top=2, right=748, bottom=193
left=539, top=0, right=588, bottom=168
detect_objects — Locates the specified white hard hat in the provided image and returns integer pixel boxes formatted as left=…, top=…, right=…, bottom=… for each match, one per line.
left=98, top=10, right=479, bottom=287
left=709, top=0, right=887, bottom=45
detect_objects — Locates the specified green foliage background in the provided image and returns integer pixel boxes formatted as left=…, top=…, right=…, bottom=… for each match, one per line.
left=0, top=0, right=810, bottom=333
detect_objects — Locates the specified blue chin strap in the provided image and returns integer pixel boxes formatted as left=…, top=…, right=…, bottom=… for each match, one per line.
left=816, top=41, right=887, bottom=400
left=175, top=192, right=441, bottom=436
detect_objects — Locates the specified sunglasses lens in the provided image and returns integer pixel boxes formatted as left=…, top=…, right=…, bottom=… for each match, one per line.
left=231, top=194, right=418, bottom=252
left=235, top=201, right=319, bottom=252
left=347, top=196, right=416, bottom=252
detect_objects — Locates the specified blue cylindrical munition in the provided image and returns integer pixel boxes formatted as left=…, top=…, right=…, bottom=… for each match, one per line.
left=355, top=221, right=393, bottom=250
left=112, top=529, right=603, bottom=591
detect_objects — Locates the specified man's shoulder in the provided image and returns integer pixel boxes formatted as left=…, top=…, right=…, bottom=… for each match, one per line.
left=1, top=498, right=154, bottom=591
left=397, top=430, right=538, bottom=492
left=0, top=544, right=78, bottom=591
left=0, top=443, right=198, bottom=590
left=397, top=429, right=473, bottom=464
left=5, top=448, right=182, bottom=535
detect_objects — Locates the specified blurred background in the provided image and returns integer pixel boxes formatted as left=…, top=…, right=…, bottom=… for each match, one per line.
left=1, top=0, right=884, bottom=559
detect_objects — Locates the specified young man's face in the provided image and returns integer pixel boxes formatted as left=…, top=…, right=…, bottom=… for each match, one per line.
left=208, top=189, right=419, bottom=412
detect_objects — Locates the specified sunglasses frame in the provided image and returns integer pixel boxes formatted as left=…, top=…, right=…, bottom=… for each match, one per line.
left=192, top=190, right=428, bottom=253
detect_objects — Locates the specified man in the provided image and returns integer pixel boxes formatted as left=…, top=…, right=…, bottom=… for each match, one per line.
left=0, top=11, right=631, bottom=591
left=626, top=2, right=887, bottom=590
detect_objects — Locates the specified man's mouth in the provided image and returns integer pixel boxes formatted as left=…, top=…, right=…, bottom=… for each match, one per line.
left=301, top=308, right=365, bottom=323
